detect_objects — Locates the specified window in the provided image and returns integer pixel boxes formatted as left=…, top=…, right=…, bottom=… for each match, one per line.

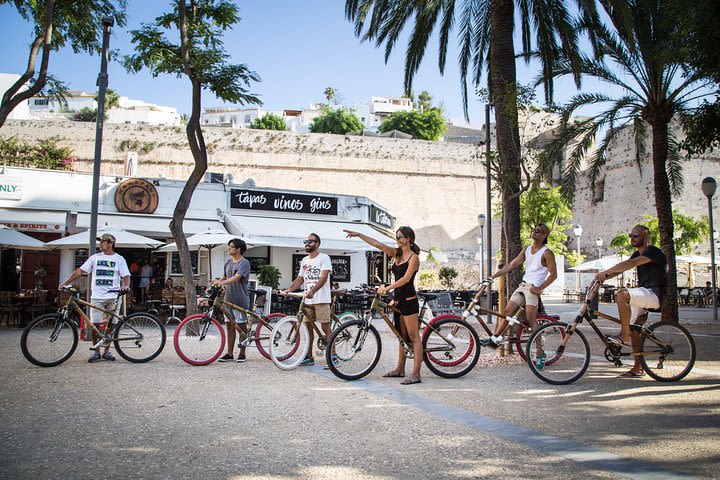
left=34, top=98, right=49, bottom=106
left=593, top=179, right=605, bottom=203
left=244, top=114, right=252, bottom=123
left=219, top=116, right=225, bottom=122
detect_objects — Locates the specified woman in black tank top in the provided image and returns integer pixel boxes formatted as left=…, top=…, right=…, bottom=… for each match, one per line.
left=343, top=226, right=423, bottom=385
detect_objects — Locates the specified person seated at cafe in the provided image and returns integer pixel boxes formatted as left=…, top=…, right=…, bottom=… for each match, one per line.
left=139, top=260, right=153, bottom=303
left=164, top=278, right=173, bottom=289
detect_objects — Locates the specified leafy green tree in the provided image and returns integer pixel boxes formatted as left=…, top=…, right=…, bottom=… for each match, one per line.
left=519, top=185, right=580, bottom=265
left=0, top=0, right=127, bottom=128
left=540, top=0, right=715, bottom=321
left=309, top=106, right=363, bottom=134
left=609, top=213, right=710, bottom=256
left=378, top=109, right=445, bottom=141
left=438, top=266, right=458, bottom=289
left=345, top=0, right=584, bottom=297
left=125, top=0, right=260, bottom=313
left=417, top=91, right=432, bottom=112
left=249, top=112, right=286, bottom=131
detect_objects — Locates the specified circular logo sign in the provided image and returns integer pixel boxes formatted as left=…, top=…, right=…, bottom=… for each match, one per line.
left=114, top=178, right=159, bottom=214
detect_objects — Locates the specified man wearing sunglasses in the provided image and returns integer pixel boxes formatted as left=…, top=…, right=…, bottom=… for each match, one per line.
left=595, top=224, right=667, bottom=377
left=280, top=233, right=332, bottom=366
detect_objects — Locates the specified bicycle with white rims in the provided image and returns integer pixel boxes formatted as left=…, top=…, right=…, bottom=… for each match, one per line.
left=268, top=291, right=359, bottom=370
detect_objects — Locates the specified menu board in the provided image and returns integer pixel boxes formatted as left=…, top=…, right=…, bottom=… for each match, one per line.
left=74, top=249, right=89, bottom=269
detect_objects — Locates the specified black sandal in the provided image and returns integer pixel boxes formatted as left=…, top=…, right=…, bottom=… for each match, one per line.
left=401, top=376, right=421, bottom=385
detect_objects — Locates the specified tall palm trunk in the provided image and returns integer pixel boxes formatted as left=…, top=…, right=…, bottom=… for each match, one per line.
left=650, top=119, right=679, bottom=322
left=489, top=0, right=523, bottom=294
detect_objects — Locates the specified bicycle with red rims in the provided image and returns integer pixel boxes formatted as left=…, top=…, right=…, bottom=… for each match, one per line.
left=451, top=279, right=562, bottom=363
left=173, top=286, right=287, bottom=365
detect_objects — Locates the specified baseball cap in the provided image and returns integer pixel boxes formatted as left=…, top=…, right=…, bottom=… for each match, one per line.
left=97, top=233, right=116, bottom=244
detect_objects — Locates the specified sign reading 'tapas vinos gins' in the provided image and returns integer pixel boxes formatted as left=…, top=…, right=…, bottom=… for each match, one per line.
left=230, top=189, right=338, bottom=215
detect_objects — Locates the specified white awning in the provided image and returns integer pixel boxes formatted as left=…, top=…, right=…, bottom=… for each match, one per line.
left=224, top=215, right=394, bottom=251
left=74, top=212, right=223, bottom=238
left=0, top=208, right=66, bottom=233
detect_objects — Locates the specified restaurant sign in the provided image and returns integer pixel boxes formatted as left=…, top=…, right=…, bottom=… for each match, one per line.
left=0, top=175, right=22, bottom=200
left=231, top=189, right=338, bottom=216
left=369, top=205, right=395, bottom=230
left=0, top=220, right=64, bottom=233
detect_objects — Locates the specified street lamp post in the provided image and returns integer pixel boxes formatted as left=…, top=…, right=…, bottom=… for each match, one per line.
left=574, top=225, right=583, bottom=291
left=477, top=214, right=486, bottom=283
left=485, top=103, right=493, bottom=324
left=701, top=177, right=717, bottom=322
left=595, top=237, right=603, bottom=260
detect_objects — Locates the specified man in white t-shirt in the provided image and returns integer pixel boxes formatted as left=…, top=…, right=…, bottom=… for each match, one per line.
left=61, top=233, right=130, bottom=363
left=281, top=232, right=332, bottom=367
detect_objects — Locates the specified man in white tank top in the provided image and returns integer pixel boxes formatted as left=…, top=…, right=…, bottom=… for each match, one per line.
left=480, top=224, right=557, bottom=366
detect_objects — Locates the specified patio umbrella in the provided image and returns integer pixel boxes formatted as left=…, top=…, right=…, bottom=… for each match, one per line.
left=676, top=254, right=718, bottom=288
left=0, top=225, right=47, bottom=250
left=46, top=225, right=165, bottom=249
left=156, top=228, right=271, bottom=279
left=570, top=254, right=627, bottom=271
left=419, top=247, right=449, bottom=264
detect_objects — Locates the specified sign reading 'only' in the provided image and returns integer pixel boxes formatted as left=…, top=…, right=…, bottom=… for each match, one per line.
left=231, top=189, right=338, bottom=215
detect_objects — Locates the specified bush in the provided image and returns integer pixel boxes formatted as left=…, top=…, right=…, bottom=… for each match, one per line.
left=257, top=264, right=281, bottom=290
left=418, top=271, right=437, bottom=289
left=378, top=109, right=446, bottom=141
left=250, top=113, right=286, bottom=131
left=73, top=107, right=98, bottom=122
left=309, top=107, right=363, bottom=134
left=0, top=136, right=74, bottom=170
left=438, top=266, right=458, bottom=289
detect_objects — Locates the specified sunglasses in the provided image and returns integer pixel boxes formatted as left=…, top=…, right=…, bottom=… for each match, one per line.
left=628, top=233, right=641, bottom=239
left=396, top=235, right=406, bottom=241
left=303, top=240, right=317, bottom=245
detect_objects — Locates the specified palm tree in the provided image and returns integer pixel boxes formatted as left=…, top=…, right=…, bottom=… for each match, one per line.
left=540, top=0, right=713, bottom=321
left=344, top=0, right=583, bottom=291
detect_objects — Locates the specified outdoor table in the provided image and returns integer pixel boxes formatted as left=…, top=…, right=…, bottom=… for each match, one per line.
left=12, top=292, right=35, bottom=326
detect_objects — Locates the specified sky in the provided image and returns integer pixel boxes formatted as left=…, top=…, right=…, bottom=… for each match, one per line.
left=0, top=1, right=606, bottom=128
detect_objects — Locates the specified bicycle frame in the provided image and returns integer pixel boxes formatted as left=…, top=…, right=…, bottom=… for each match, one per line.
left=60, top=288, right=132, bottom=349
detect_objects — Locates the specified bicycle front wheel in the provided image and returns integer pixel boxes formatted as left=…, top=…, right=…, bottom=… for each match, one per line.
left=515, top=313, right=559, bottom=362
left=255, top=312, right=286, bottom=360
left=269, top=316, right=309, bottom=370
left=640, top=321, right=696, bottom=382
left=174, top=314, right=226, bottom=366
left=21, top=313, right=79, bottom=367
left=422, top=317, right=480, bottom=378
left=326, top=319, right=381, bottom=381
left=526, top=322, right=590, bottom=385
left=114, top=313, right=166, bottom=363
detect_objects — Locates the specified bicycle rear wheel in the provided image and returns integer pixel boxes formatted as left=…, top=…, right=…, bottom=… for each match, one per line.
left=640, top=321, right=696, bottom=382
left=21, top=313, right=79, bottom=367
left=269, top=316, right=309, bottom=370
left=255, top=312, right=286, bottom=360
left=326, top=318, right=381, bottom=381
left=174, top=314, right=226, bottom=366
left=526, top=322, right=590, bottom=385
left=114, top=313, right=166, bottom=363
left=422, top=317, right=479, bottom=378
left=515, top=313, right=559, bottom=362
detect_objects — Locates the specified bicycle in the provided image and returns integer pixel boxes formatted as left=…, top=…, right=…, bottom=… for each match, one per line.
left=173, top=286, right=287, bottom=366
left=453, top=279, right=561, bottom=362
left=267, top=291, right=361, bottom=370
left=324, top=291, right=480, bottom=381
left=21, top=286, right=166, bottom=367
left=525, top=280, right=696, bottom=385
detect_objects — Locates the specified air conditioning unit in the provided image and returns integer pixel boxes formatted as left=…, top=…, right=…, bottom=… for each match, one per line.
left=205, top=172, right=224, bottom=184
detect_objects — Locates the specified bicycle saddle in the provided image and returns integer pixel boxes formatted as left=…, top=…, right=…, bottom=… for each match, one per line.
left=418, top=293, right=437, bottom=301
left=249, top=288, right=267, bottom=297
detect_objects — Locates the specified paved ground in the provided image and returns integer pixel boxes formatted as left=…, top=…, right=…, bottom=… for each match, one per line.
left=1, top=303, right=719, bottom=480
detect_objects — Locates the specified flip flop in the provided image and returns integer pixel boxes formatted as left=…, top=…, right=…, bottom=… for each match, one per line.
left=401, top=377, right=421, bottom=385
left=382, top=371, right=405, bottom=378
left=618, top=370, right=645, bottom=378
left=607, top=335, right=630, bottom=347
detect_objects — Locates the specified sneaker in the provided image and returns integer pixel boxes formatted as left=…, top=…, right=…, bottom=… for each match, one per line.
left=323, top=354, right=339, bottom=370
left=300, top=357, right=315, bottom=366
left=236, top=353, right=246, bottom=363
left=218, top=353, right=234, bottom=362
left=478, top=337, right=499, bottom=349
left=102, top=351, right=116, bottom=361
left=88, top=352, right=101, bottom=363
left=535, top=352, right=547, bottom=370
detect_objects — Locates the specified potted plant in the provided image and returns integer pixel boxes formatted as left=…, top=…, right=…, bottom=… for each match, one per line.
left=34, top=264, right=47, bottom=290
left=257, top=264, right=281, bottom=290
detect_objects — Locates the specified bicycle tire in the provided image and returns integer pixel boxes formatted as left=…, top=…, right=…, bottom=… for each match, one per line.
left=254, top=312, right=286, bottom=360
left=526, top=322, right=590, bottom=385
left=269, top=316, right=310, bottom=370
left=174, top=314, right=225, bottom=366
left=422, top=317, right=480, bottom=378
left=326, top=319, right=381, bottom=381
left=21, top=313, right=79, bottom=367
left=639, top=321, right=696, bottom=382
left=114, top=312, right=166, bottom=363
left=515, top=313, right=559, bottom=362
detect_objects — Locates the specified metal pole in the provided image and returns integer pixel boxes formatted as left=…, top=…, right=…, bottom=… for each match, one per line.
left=575, top=235, right=581, bottom=291
left=88, top=17, right=114, bottom=255
left=485, top=103, right=493, bottom=324
left=708, top=196, right=717, bottom=321
left=479, top=225, right=484, bottom=283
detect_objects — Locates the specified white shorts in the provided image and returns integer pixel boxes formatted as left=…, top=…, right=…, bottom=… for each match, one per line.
left=90, top=298, right=120, bottom=325
left=627, top=288, right=660, bottom=324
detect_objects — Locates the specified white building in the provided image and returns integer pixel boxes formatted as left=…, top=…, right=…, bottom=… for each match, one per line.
left=0, top=167, right=396, bottom=294
left=0, top=73, right=31, bottom=120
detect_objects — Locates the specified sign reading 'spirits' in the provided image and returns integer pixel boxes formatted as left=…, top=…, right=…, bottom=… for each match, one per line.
left=231, top=189, right=337, bottom=215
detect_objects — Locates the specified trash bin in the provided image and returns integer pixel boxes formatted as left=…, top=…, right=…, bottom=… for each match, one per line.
left=586, top=286, right=599, bottom=318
